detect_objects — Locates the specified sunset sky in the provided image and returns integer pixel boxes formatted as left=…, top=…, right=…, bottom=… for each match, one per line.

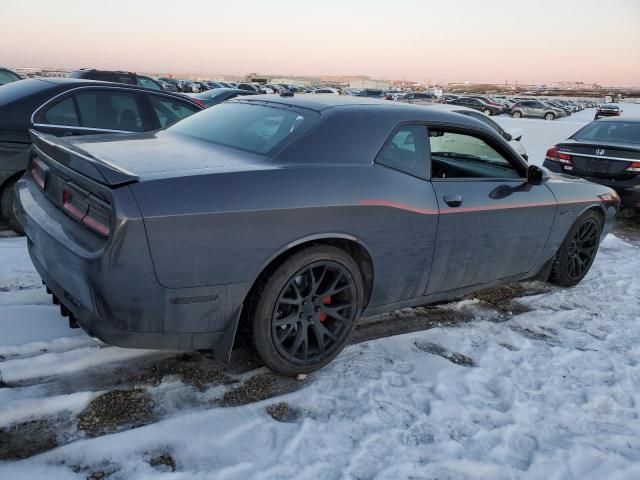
left=1, top=0, right=639, bottom=86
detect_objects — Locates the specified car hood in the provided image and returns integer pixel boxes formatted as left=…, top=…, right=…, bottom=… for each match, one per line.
left=64, top=131, right=275, bottom=181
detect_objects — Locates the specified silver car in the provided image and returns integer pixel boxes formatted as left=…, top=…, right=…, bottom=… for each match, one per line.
left=510, top=100, right=565, bottom=120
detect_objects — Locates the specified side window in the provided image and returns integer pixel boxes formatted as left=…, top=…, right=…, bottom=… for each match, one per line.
left=429, top=129, right=522, bottom=179
left=137, top=76, right=161, bottom=90
left=75, top=91, right=144, bottom=132
left=376, top=125, right=428, bottom=179
left=150, top=96, right=199, bottom=128
left=39, top=97, right=79, bottom=126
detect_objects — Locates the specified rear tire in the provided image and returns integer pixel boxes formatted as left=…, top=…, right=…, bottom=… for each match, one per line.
left=248, top=245, right=364, bottom=376
left=549, top=211, right=602, bottom=287
left=512, top=111, right=522, bottom=118
left=0, top=178, right=23, bottom=235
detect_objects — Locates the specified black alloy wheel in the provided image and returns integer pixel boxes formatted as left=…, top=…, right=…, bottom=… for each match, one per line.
left=550, top=211, right=602, bottom=287
left=564, top=218, right=600, bottom=281
left=249, top=245, right=363, bottom=376
left=272, top=261, right=357, bottom=364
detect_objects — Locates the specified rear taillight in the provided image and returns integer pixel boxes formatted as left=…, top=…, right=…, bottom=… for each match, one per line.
left=545, top=146, right=573, bottom=165
left=626, top=161, right=640, bottom=173
left=62, top=184, right=111, bottom=237
left=193, top=98, right=206, bottom=108
left=31, top=158, right=47, bottom=189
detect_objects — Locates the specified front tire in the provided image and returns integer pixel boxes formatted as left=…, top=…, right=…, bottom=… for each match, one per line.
left=483, top=108, right=492, bottom=116
left=0, top=178, right=23, bottom=235
left=545, top=112, right=555, bottom=121
left=249, top=246, right=364, bottom=376
left=512, top=111, right=522, bottom=118
left=549, top=211, right=602, bottom=287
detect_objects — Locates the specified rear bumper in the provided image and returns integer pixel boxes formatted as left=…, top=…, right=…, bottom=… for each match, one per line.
left=15, top=177, right=246, bottom=358
left=543, top=161, right=640, bottom=207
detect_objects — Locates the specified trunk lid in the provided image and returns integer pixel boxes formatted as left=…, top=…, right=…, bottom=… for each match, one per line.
left=557, top=139, right=640, bottom=179
left=32, top=130, right=273, bottom=186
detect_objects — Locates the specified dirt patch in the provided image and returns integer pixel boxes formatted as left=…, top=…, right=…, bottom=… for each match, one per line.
left=122, top=352, right=232, bottom=391
left=149, top=452, right=177, bottom=472
left=0, top=418, right=58, bottom=460
left=77, top=389, right=154, bottom=436
left=509, top=324, right=558, bottom=344
left=223, top=375, right=276, bottom=407
left=414, top=341, right=474, bottom=367
left=473, top=284, right=532, bottom=315
left=353, top=306, right=473, bottom=344
left=613, top=207, right=640, bottom=243
left=266, top=402, right=301, bottom=423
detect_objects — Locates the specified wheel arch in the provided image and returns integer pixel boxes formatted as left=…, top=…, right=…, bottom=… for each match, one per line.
left=233, top=233, right=375, bottom=348
left=0, top=170, right=25, bottom=196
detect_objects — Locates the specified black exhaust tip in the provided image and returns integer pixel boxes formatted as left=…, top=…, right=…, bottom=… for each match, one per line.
left=52, top=295, right=60, bottom=305
left=69, top=314, right=79, bottom=329
left=60, top=304, right=70, bottom=317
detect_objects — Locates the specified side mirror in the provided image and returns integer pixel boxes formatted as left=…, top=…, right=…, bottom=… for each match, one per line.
left=527, top=165, right=550, bottom=185
left=503, top=132, right=513, bottom=141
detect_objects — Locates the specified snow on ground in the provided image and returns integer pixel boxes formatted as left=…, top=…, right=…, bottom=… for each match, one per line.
left=1, top=105, right=639, bottom=480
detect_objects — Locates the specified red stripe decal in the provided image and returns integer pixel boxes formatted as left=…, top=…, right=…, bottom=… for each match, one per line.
left=360, top=198, right=600, bottom=215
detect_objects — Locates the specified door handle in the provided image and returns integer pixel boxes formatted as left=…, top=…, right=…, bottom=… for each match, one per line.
left=443, top=194, right=463, bottom=207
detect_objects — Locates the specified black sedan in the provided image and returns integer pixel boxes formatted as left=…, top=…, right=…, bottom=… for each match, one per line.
left=16, top=96, right=619, bottom=375
left=0, top=78, right=203, bottom=232
left=189, top=87, right=259, bottom=107
left=448, top=97, right=503, bottom=116
left=544, top=117, right=640, bottom=208
left=595, top=104, right=621, bottom=120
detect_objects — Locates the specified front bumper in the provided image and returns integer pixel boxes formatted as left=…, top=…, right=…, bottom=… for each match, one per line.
left=15, top=177, right=245, bottom=358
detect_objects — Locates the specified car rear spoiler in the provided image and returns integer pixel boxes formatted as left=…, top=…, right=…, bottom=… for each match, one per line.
left=29, top=129, right=139, bottom=187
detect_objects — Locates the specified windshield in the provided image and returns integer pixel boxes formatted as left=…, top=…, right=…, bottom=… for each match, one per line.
left=168, top=101, right=319, bottom=155
left=572, top=121, right=640, bottom=145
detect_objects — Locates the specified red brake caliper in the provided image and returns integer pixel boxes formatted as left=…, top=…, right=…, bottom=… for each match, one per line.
left=319, top=296, right=331, bottom=322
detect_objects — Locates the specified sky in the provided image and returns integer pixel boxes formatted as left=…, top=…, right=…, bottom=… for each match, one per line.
left=1, top=0, right=639, bottom=86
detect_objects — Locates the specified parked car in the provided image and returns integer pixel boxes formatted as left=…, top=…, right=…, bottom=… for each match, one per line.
left=510, top=100, right=564, bottom=120
left=399, top=92, right=438, bottom=104
left=467, top=96, right=507, bottom=113
left=189, top=87, right=259, bottom=107
left=545, top=101, right=572, bottom=116
left=314, top=88, right=340, bottom=94
left=448, top=97, right=502, bottom=116
left=156, top=79, right=178, bottom=92
left=68, top=69, right=162, bottom=91
left=237, top=83, right=262, bottom=93
left=16, top=95, right=618, bottom=376
left=543, top=117, right=640, bottom=209
left=0, top=67, right=21, bottom=86
left=595, top=104, right=621, bottom=120
left=428, top=105, right=528, bottom=160
left=356, top=89, right=386, bottom=98
left=0, top=78, right=203, bottom=232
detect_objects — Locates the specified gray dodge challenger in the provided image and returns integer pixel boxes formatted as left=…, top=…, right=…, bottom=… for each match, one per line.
left=16, top=95, right=619, bottom=375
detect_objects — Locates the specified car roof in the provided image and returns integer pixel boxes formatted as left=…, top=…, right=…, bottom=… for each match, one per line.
left=236, top=94, right=496, bottom=130
left=594, top=116, right=640, bottom=122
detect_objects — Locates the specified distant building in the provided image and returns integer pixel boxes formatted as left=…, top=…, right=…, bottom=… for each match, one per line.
left=349, top=77, right=390, bottom=90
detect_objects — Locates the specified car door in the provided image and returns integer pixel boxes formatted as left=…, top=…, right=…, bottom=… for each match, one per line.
left=33, top=88, right=149, bottom=137
left=426, top=125, right=556, bottom=295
